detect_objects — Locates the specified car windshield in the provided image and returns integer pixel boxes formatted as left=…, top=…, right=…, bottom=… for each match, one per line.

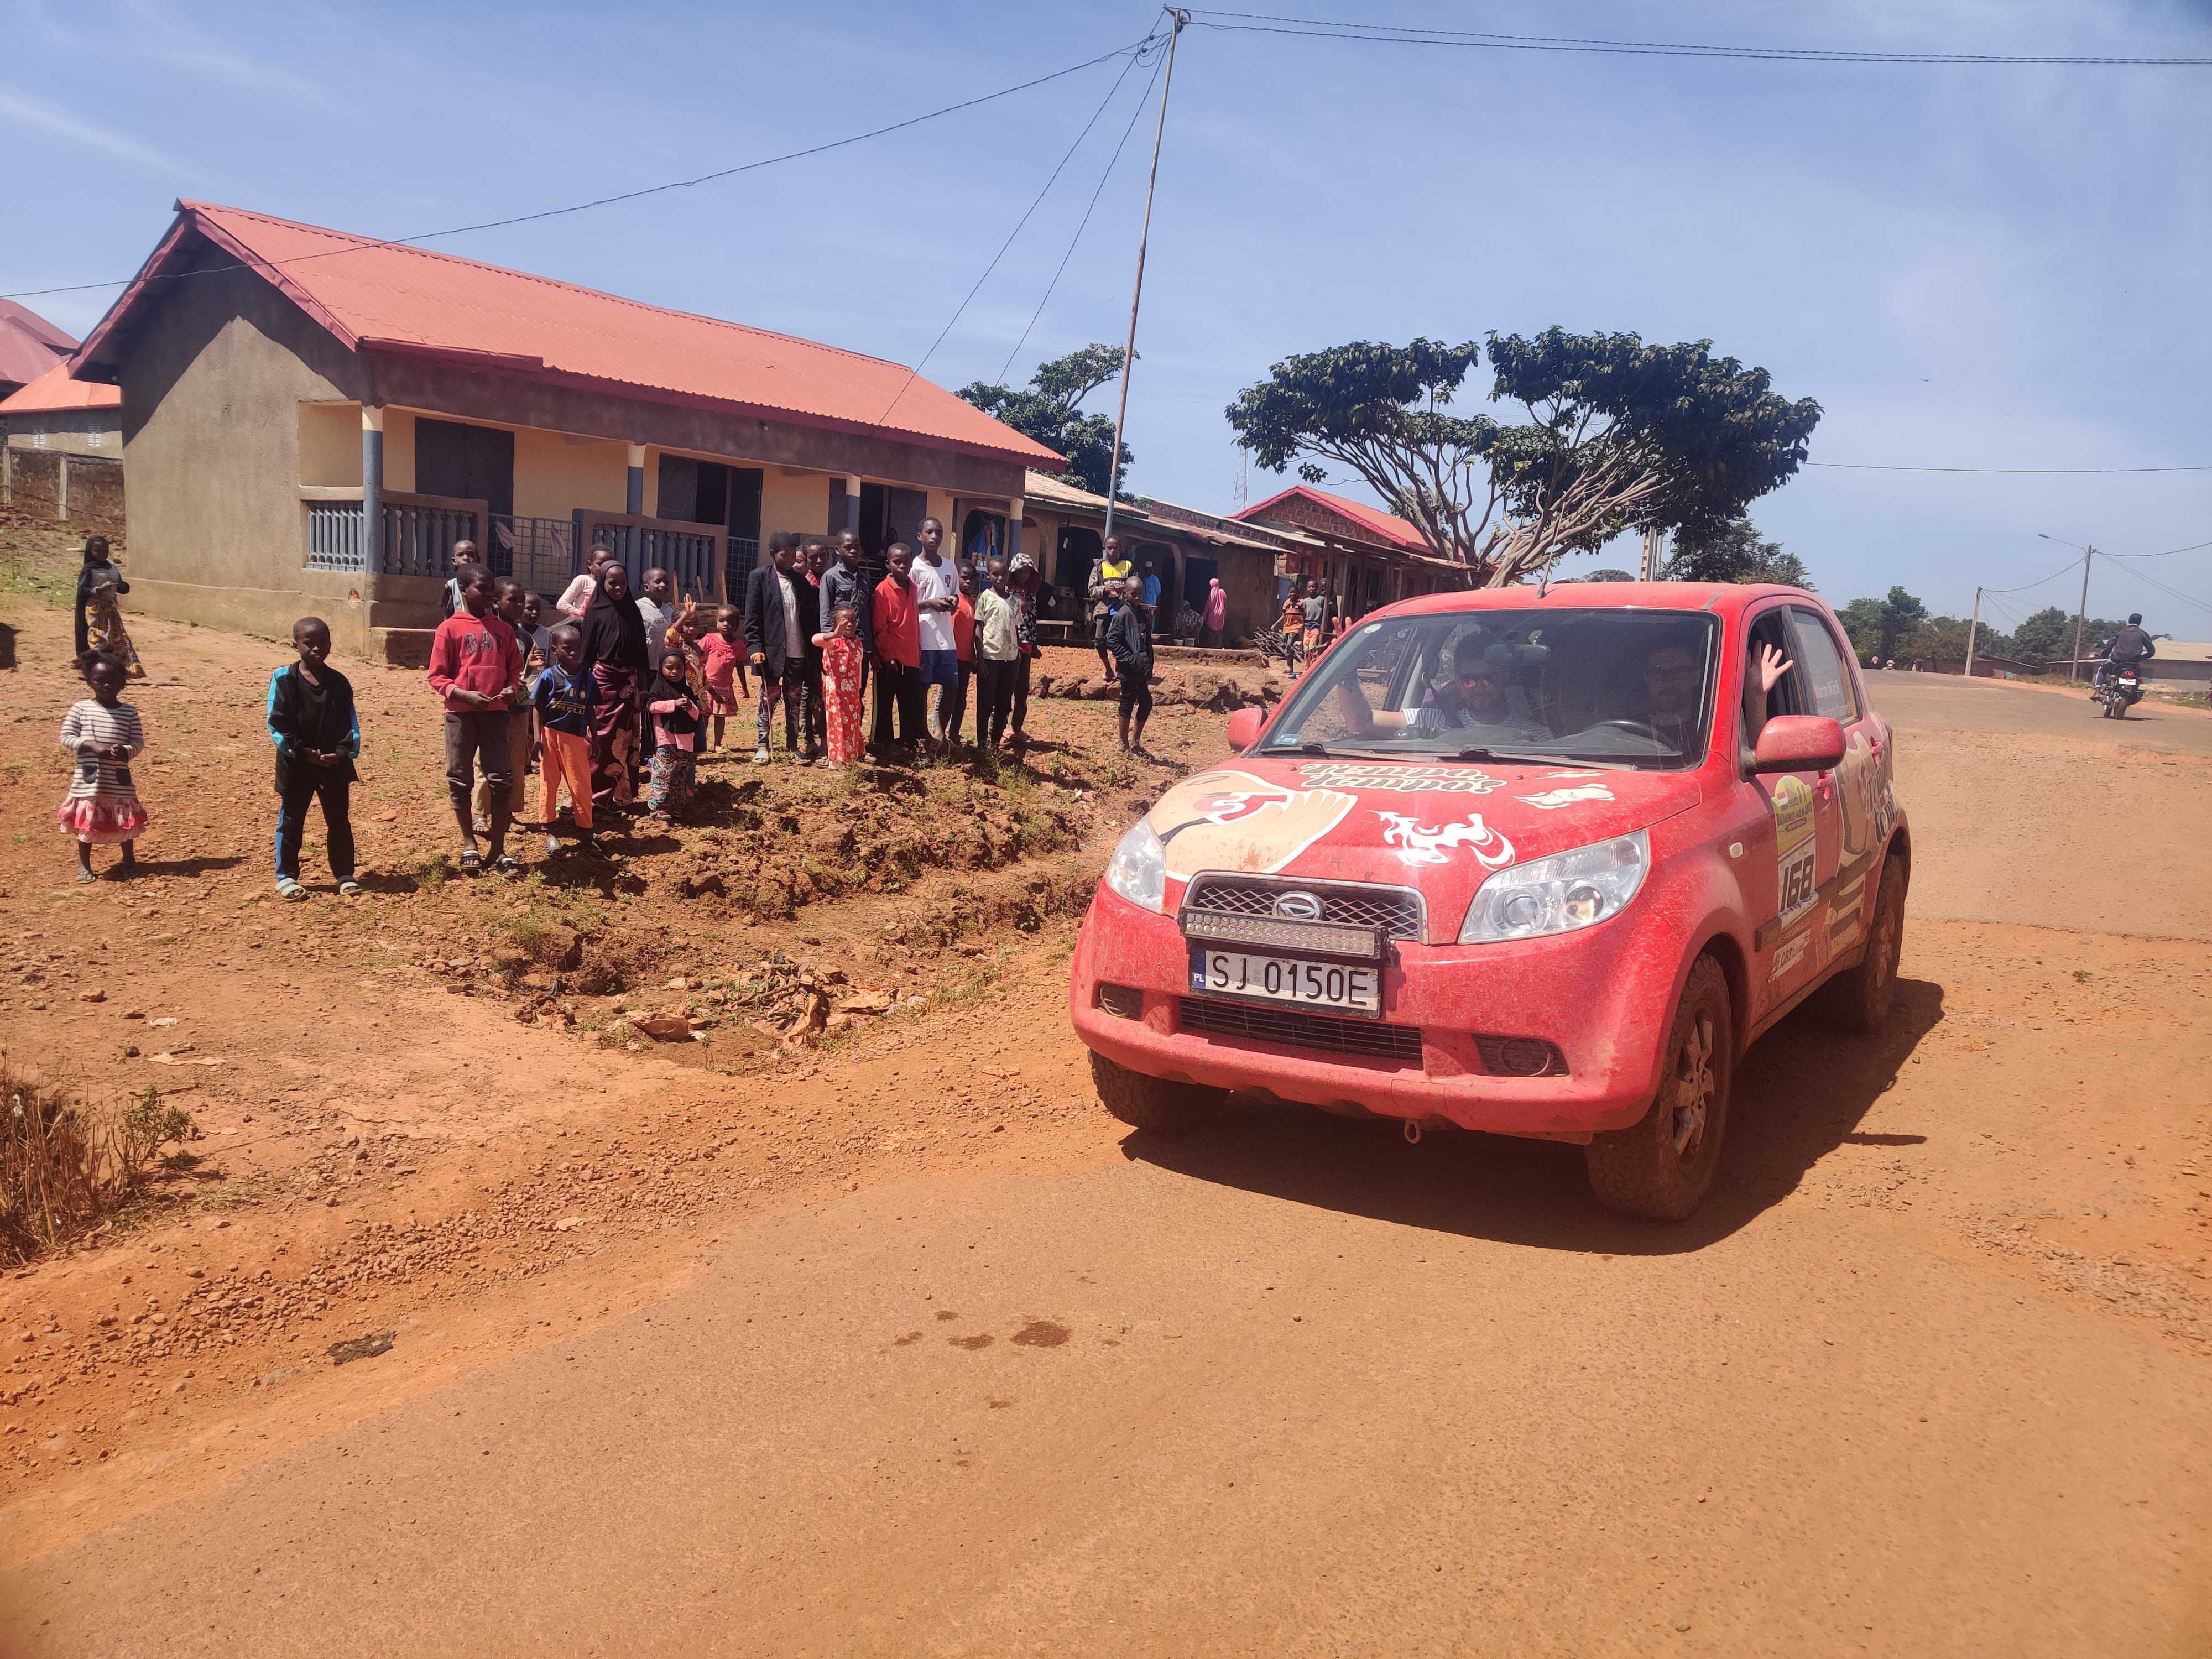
left=1260, top=607, right=1720, bottom=770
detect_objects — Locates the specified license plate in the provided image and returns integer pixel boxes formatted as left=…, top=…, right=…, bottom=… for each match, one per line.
left=1188, top=950, right=1381, bottom=1014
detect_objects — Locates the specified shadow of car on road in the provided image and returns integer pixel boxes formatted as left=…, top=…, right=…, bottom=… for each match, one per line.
left=1118, top=977, right=1945, bottom=1255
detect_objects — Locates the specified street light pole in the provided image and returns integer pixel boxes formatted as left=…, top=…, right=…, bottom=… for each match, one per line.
left=1101, top=8, right=1187, bottom=545
left=2069, top=546, right=2096, bottom=680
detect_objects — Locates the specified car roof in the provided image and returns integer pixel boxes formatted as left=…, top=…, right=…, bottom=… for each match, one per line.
left=1375, top=581, right=1818, bottom=622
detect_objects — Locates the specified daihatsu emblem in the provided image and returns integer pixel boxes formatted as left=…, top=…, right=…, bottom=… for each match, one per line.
left=1274, top=890, right=1323, bottom=920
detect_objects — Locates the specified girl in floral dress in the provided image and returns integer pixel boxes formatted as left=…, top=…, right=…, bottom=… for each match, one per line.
left=57, top=652, right=148, bottom=881
left=813, top=603, right=867, bottom=769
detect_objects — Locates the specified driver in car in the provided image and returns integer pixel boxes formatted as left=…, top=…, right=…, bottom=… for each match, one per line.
left=1639, top=638, right=1792, bottom=753
left=1332, top=630, right=1547, bottom=744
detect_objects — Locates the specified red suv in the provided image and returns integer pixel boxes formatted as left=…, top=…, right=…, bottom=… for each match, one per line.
left=1068, top=583, right=1908, bottom=1219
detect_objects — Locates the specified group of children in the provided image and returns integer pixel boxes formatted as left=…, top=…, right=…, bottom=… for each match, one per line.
left=51, top=521, right=1099, bottom=893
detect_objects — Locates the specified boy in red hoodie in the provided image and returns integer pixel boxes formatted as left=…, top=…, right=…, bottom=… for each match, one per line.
left=426, top=563, right=523, bottom=872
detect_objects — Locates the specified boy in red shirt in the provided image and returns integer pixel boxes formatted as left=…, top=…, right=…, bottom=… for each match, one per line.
left=870, top=542, right=924, bottom=755
left=426, top=563, right=523, bottom=872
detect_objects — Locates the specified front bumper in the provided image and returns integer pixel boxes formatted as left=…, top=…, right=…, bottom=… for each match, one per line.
left=1068, top=885, right=1675, bottom=1142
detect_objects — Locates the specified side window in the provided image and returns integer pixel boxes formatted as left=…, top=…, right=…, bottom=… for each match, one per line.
left=1788, top=608, right=1859, bottom=721
left=1747, top=609, right=1808, bottom=718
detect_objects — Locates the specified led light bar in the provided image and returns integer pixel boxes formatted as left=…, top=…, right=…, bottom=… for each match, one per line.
left=1180, top=909, right=1386, bottom=960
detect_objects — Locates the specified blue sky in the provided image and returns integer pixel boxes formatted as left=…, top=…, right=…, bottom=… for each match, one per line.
left=5, top=0, right=2209, bottom=631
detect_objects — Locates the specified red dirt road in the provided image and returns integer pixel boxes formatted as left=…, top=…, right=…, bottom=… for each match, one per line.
left=4, top=649, right=2210, bottom=1653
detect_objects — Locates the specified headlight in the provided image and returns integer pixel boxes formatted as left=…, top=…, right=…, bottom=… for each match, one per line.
left=1459, top=830, right=1648, bottom=943
left=1103, top=816, right=1167, bottom=913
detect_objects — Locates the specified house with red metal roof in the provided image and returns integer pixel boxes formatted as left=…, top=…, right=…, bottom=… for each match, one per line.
left=0, top=298, right=80, bottom=401
left=1233, top=482, right=1465, bottom=618
left=65, top=200, right=1062, bottom=655
left=0, top=361, right=124, bottom=533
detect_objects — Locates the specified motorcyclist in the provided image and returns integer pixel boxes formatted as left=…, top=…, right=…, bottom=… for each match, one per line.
left=2094, top=613, right=2155, bottom=689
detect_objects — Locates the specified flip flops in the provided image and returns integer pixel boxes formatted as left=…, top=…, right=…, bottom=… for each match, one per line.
left=276, top=876, right=307, bottom=901
left=456, top=849, right=484, bottom=875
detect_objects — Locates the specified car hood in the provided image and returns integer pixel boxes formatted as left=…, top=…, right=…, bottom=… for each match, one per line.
left=1145, top=755, right=1701, bottom=917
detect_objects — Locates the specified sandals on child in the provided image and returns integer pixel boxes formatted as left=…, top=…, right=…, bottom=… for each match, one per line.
left=492, top=853, right=521, bottom=875
left=457, top=849, right=485, bottom=875
left=276, top=876, right=308, bottom=901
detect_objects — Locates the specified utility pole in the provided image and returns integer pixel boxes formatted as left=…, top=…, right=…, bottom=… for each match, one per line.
left=1964, top=586, right=1981, bottom=679
left=2068, top=545, right=2095, bottom=680
left=1100, top=8, right=1187, bottom=544
left=1639, top=526, right=1665, bottom=581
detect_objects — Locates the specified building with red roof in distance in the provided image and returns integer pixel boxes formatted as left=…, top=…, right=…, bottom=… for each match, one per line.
left=0, top=298, right=81, bottom=401
left=1, top=348, right=126, bottom=535
left=1233, top=483, right=1465, bottom=621
left=64, top=200, right=1063, bottom=657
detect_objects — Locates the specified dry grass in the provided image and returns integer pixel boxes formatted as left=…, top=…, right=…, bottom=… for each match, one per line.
left=1, top=1058, right=195, bottom=1264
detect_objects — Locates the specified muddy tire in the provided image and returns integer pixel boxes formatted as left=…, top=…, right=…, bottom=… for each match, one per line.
left=1584, top=955, right=1733, bottom=1222
left=1089, top=1050, right=1226, bottom=1135
left=1812, top=855, right=1906, bottom=1035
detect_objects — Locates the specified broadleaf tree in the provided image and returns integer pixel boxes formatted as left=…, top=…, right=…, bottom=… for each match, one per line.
left=1661, top=516, right=1814, bottom=589
left=1224, top=328, right=1821, bottom=586
left=959, top=343, right=1133, bottom=498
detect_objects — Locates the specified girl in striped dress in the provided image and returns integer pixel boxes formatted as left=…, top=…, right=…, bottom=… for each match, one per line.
left=57, top=653, right=148, bottom=880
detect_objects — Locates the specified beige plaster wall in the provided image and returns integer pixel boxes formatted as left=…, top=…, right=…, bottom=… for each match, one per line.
left=296, top=402, right=359, bottom=487
left=516, top=426, right=625, bottom=519
left=761, top=467, right=831, bottom=542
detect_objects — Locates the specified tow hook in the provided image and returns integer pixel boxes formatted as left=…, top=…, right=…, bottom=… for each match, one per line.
left=1404, top=1120, right=1422, bottom=1145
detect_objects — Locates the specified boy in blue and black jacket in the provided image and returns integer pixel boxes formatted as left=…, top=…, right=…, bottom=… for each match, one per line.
left=266, top=616, right=362, bottom=899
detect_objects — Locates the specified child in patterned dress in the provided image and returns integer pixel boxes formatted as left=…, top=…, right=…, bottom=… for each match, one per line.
left=57, top=653, right=148, bottom=881
left=812, top=603, right=867, bottom=769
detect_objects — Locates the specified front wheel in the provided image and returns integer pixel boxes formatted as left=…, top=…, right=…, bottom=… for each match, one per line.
left=1089, top=1050, right=1226, bottom=1135
left=1585, top=955, right=1733, bottom=1221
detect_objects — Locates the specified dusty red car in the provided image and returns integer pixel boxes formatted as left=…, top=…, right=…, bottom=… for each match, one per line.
left=1068, top=582, right=1908, bottom=1219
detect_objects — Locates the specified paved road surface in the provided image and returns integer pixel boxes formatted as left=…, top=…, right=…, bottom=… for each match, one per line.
left=7, top=674, right=2209, bottom=1657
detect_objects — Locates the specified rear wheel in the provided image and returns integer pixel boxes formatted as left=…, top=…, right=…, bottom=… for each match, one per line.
left=1089, top=1050, right=1226, bottom=1135
left=1813, top=854, right=1906, bottom=1033
left=1584, top=955, right=1733, bottom=1221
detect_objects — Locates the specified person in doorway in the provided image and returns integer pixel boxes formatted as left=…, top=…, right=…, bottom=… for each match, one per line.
left=74, top=534, right=127, bottom=663
left=911, top=516, right=961, bottom=752
left=973, top=557, right=1021, bottom=753
left=56, top=652, right=148, bottom=883
left=871, top=542, right=925, bottom=754
left=577, top=561, right=649, bottom=808
left=1087, top=535, right=1134, bottom=682
left=1140, top=560, right=1161, bottom=627
left=743, top=533, right=816, bottom=763
left=1202, top=577, right=1228, bottom=648
left=266, top=617, right=361, bottom=899
left=426, top=563, right=523, bottom=873
left=1106, top=575, right=1155, bottom=755
left=441, top=541, right=483, bottom=620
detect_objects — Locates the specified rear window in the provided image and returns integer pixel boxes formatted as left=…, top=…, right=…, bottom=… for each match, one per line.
left=1260, top=608, right=1721, bottom=770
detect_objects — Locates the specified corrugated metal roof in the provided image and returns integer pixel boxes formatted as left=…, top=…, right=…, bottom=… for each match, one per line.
left=0, top=361, right=121, bottom=416
left=78, top=201, right=1062, bottom=468
left=0, top=298, right=76, bottom=389
left=1237, top=483, right=1430, bottom=552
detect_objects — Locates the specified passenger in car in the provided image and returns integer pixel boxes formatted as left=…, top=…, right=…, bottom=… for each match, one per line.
left=1334, top=631, right=1546, bottom=743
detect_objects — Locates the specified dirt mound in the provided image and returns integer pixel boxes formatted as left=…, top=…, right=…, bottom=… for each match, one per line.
left=1032, top=666, right=1286, bottom=712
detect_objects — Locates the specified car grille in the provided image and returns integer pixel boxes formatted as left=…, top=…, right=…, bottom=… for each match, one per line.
left=1183, top=877, right=1423, bottom=942
left=1178, top=998, right=1424, bottom=1066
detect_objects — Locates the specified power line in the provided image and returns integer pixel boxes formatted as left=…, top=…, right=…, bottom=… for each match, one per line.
left=1808, top=461, right=2212, bottom=474
left=1986, top=553, right=2089, bottom=594
left=878, top=28, right=1170, bottom=424
left=2109, top=564, right=2212, bottom=617
left=1183, top=10, right=2212, bottom=66
left=1, top=34, right=1159, bottom=302
left=2105, top=537, right=2212, bottom=560
left=994, top=33, right=1173, bottom=387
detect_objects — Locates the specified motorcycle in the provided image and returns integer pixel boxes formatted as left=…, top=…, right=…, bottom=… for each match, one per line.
left=2094, top=663, right=2144, bottom=718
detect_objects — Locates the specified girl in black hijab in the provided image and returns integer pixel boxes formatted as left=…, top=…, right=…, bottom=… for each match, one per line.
left=580, top=561, right=649, bottom=807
